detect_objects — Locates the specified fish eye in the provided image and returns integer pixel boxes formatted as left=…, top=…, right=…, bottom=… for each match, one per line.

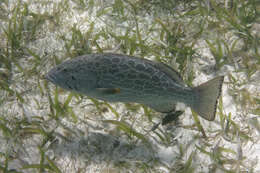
left=56, top=66, right=62, bottom=71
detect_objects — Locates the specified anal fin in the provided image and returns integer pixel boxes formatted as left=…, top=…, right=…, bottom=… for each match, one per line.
left=145, top=102, right=176, bottom=113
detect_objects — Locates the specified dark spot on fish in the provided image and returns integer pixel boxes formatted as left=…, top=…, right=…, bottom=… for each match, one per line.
left=88, top=62, right=93, bottom=67
left=112, top=64, right=117, bottom=69
left=62, top=69, right=68, bottom=73
left=122, top=82, right=132, bottom=88
left=95, top=62, right=100, bottom=67
left=124, top=79, right=132, bottom=84
left=144, top=83, right=153, bottom=89
left=163, top=82, right=170, bottom=88
left=66, top=81, right=72, bottom=89
left=74, top=68, right=83, bottom=74
left=116, top=73, right=125, bottom=79
left=120, top=64, right=129, bottom=69
left=136, top=64, right=145, bottom=71
left=128, top=60, right=135, bottom=66
left=71, top=76, right=75, bottom=80
left=127, top=73, right=136, bottom=79
left=109, top=68, right=119, bottom=74
left=146, top=67, right=155, bottom=74
left=152, top=75, right=159, bottom=81
left=139, top=73, right=148, bottom=79
left=134, top=80, right=143, bottom=85
left=129, top=69, right=137, bottom=74
left=101, top=58, right=111, bottom=64
left=145, top=89, right=154, bottom=93
left=113, top=140, right=120, bottom=148
left=112, top=57, right=120, bottom=63
left=133, top=85, right=143, bottom=90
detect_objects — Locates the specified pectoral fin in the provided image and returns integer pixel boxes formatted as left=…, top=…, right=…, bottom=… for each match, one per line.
left=96, top=88, right=121, bottom=95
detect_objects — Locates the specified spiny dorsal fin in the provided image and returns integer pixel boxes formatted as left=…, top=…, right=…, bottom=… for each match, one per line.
left=153, top=61, right=184, bottom=85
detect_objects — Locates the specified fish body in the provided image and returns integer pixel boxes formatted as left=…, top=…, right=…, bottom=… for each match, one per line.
left=46, top=53, right=224, bottom=121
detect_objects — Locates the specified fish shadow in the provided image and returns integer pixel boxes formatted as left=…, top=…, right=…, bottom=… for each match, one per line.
left=50, top=132, right=156, bottom=164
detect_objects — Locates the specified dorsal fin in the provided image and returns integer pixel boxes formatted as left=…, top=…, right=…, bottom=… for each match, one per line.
left=105, top=53, right=184, bottom=85
left=153, top=61, right=184, bottom=85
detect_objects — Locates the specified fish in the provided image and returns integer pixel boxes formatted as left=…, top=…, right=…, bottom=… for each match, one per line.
left=45, top=53, right=224, bottom=121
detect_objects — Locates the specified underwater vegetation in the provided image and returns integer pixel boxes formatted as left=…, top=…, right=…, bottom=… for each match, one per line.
left=0, top=0, right=259, bottom=172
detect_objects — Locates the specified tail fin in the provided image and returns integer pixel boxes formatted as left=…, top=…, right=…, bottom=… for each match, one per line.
left=191, top=76, right=224, bottom=121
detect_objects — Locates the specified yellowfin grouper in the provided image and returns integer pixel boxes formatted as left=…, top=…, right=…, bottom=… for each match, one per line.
left=46, top=53, right=224, bottom=121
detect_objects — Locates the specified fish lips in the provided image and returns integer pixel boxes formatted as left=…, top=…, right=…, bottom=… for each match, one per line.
left=44, top=71, right=57, bottom=84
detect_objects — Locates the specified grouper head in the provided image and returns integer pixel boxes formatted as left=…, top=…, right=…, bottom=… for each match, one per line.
left=45, top=59, right=97, bottom=94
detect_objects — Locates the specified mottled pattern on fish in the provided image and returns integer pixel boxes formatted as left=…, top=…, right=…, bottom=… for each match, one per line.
left=46, top=53, right=224, bottom=121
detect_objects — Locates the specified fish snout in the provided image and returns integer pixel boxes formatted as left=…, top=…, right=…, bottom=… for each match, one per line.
left=44, top=72, right=56, bottom=83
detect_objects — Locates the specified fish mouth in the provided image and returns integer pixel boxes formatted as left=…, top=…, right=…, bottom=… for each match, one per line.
left=44, top=72, right=56, bottom=84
